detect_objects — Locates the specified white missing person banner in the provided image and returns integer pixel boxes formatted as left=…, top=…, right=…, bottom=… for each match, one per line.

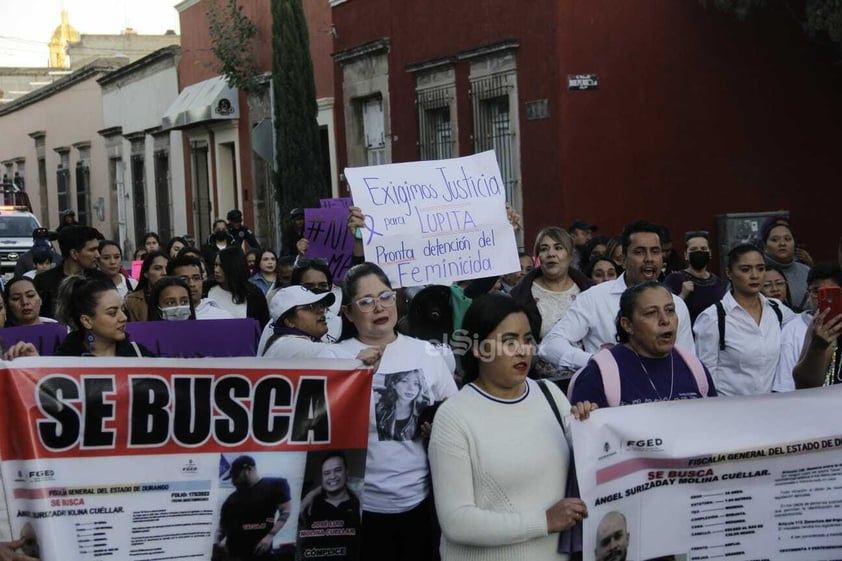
left=572, top=386, right=842, bottom=561
left=343, top=151, right=520, bottom=287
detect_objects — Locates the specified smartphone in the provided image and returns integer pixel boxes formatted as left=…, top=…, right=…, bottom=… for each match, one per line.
left=817, top=286, right=842, bottom=319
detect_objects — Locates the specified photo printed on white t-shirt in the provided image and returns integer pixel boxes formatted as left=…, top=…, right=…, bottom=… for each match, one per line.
left=373, top=370, right=433, bottom=441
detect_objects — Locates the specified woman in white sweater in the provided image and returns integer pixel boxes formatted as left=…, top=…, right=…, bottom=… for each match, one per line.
left=429, top=294, right=594, bottom=560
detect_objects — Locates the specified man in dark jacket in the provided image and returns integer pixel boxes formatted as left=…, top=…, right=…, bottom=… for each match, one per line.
left=34, top=225, right=102, bottom=318
left=226, top=209, right=260, bottom=251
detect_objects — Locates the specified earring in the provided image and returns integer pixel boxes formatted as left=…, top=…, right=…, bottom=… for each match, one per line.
left=86, top=331, right=95, bottom=349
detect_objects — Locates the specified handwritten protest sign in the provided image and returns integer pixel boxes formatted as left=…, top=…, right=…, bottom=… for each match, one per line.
left=0, top=357, right=371, bottom=560
left=343, top=151, right=519, bottom=287
left=572, top=386, right=842, bottom=561
left=304, top=205, right=355, bottom=281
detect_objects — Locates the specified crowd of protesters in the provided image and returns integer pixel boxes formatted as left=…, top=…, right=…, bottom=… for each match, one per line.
left=1, top=205, right=840, bottom=561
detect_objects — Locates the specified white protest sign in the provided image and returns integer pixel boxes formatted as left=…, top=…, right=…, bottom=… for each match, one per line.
left=343, top=151, right=520, bottom=287
left=572, top=386, right=842, bottom=561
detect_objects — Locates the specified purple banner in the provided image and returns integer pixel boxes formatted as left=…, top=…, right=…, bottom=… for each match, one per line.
left=0, top=323, right=68, bottom=356
left=304, top=205, right=355, bottom=281
left=0, top=319, right=260, bottom=358
left=126, top=318, right=260, bottom=357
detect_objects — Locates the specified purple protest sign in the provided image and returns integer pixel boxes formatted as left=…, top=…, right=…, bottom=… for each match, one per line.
left=126, top=318, right=261, bottom=357
left=304, top=206, right=355, bottom=281
left=0, top=319, right=260, bottom=358
left=0, top=323, right=68, bottom=356
left=320, top=197, right=353, bottom=209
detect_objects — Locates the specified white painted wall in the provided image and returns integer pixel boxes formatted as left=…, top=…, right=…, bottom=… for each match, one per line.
left=101, top=56, right=186, bottom=249
left=0, top=72, right=109, bottom=231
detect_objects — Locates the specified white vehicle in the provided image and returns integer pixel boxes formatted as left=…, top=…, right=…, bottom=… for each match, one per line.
left=0, top=187, right=41, bottom=277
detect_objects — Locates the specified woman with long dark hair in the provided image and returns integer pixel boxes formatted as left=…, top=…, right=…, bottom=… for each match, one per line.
left=206, top=245, right=270, bottom=326
left=248, top=249, right=278, bottom=295
left=99, top=240, right=134, bottom=300
left=165, top=236, right=189, bottom=259
left=319, top=262, right=457, bottom=561
left=124, top=251, right=169, bottom=322
left=4, top=277, right=57, bottom=326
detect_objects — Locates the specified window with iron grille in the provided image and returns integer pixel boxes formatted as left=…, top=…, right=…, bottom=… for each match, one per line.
left=417, top=85, right=455, bottom=161
left=56, top=151, right=70, bottom=214
left=75, top=146, right=91, bottom=226
left=154, top=150, right=172, bottom=243
left=362, top=96, right=386, bottom=166
left=131, top=154, right=147, bottom=245
left=470, top=75, right=516, bottom=203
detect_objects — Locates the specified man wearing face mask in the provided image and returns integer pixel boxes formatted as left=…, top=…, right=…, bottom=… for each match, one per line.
left=664, top=231, right=728, bottom=325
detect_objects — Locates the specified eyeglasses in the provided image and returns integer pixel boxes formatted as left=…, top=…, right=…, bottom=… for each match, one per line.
left=763, top=280, right=787, bottom=289
left=298, top=303, right=327, bottom=313
left=352, top=291, right=396, bottom=313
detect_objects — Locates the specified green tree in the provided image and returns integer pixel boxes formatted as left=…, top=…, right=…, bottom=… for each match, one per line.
left=703, top=0, right=842, bottom=52
left=207, top=0, right=261, bottom=92
left=271, top=0, right=326, bottom=213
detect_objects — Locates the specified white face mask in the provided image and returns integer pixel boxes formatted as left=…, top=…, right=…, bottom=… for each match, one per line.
left=159, top=305, right=192, bottom=321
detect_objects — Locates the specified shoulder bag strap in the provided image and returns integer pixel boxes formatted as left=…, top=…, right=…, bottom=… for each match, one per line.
left=716, top=300, right=726, bottom=351
left=768, top=299, right=783, bottom=327
left=537, top=380, right=564, bottom=429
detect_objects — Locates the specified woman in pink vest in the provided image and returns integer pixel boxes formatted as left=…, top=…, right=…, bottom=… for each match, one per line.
left=569, top=281, right=716, bottom=407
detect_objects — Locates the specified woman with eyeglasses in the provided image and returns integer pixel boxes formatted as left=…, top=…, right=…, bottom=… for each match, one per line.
left=259, top=285, right=335, bottom=358
left=319, top=262, right=457, bottom=561
left=761, top=265, right=793, bottom=309
left=262, top=258, right=341, bottom=352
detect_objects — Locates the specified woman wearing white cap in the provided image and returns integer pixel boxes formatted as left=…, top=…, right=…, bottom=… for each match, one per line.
left=259, top=285, right=337, bottom=359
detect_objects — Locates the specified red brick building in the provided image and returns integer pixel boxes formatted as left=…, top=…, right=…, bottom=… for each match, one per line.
left=331, top=0, right=842, bottom=263
left=171, top=0, right=336, bottom=246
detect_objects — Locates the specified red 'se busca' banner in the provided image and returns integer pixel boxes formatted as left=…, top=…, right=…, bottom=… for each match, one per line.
left=0, top=357, right=371, bottom=460
left=0, top=357, right=371, bottom=561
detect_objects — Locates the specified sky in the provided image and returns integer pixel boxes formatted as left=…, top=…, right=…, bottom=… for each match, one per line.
left=0, top=0, right=182, bottom=67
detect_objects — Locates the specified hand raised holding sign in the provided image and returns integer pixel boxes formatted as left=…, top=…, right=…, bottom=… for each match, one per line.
left=348, top=206, right=365, bottom=257
left=295, top=238, right=309, bottom=257
left=506, top=203, right=522, bottom=233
